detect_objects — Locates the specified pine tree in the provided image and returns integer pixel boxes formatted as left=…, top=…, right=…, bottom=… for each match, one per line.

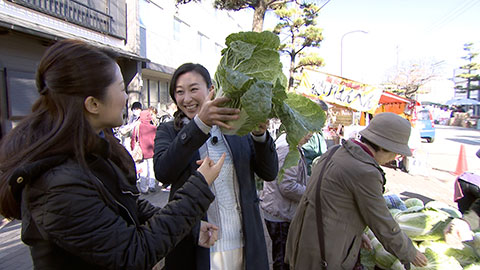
left=273, top=2, right=324, bottom=89
left=455, top=43, right=480, bottom=100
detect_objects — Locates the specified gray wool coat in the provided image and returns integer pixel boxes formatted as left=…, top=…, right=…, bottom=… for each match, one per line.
left=285, top=139, right=417, bottom=269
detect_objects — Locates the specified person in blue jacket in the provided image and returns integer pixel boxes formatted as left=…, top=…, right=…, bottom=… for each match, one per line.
left=153, top=63, right=279, bottom=270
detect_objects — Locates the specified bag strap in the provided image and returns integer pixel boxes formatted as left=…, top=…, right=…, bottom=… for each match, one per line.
left=135, top=122, right=140, bottom=142
left=315, top=145, right=340, bottom=269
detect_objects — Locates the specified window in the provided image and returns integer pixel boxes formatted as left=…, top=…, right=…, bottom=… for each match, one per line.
left=142, top=78, right=170, bottom=110
left=5, top=68, right=37, bottom=119
left=148, top=80, right=159, bottom=107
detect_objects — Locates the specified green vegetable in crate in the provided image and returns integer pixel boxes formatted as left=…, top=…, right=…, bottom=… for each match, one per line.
left=394, top=208, right=451, bottom=241
left=411, top=248, right=462, bottom=270
left=390, top=208, right=402, bottom=218
left=371, top=238, right=398, bottom=269
left=360, top=247, right=376, bottom=270
left=468, top=232, right=480, bottom=257
left=425, top=201, right=462, bottom=218
left=391, top=259, right=406, bottom=270
left=214, top=31, right=326, bottom=174
left=464, top=263, right=480, bottom=270
left=404, top=198, right=425, bottom=209
left=419, top=240, right=480, bottom=267
left=365, top=227, right=375, bottom=240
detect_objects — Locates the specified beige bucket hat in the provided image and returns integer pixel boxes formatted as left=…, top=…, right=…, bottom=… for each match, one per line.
left=359, top=112, right=412, bottom=156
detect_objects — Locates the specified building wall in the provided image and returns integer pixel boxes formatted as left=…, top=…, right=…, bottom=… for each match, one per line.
left=138, top=0, right=250, bottom=111
left=0, top=0, right=143, bottom=138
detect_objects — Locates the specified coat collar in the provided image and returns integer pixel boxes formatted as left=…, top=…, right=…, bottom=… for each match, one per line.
left=343, top=139, right=386, bottom=174
left=342, top=139, right=387, bottom=191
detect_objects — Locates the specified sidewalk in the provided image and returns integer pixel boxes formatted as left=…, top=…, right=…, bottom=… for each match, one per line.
left=383, top=166, right=456, bottom=206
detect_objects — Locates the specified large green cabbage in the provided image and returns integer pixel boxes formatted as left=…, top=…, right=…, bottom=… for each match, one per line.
left=412, top=248, right=463, bottom=270
left=425, top=201, right=462, bottom=219
left=371, top=238, right=398, bottom=269
left=214, top=31, right=326, bottom=173
left=404, top=198, right=425, bottom=209
left=419, top=240, right=480, bottom=267
left=394, top=208, right=451, bottom=241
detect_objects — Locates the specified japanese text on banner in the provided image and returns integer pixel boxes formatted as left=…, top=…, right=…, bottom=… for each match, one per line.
left=297, top=69, right=382, bottom=114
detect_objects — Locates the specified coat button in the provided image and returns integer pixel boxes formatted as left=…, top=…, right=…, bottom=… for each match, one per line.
left=180, top=133, right=187, bottom=140
left=16, top=177, right=24, bottom=184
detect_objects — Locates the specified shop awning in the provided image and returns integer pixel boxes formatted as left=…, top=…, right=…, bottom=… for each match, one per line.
left=379, top=91, right=419, bottom=105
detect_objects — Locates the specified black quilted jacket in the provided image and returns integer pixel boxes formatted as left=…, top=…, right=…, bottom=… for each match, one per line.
left=10, top=137, right=214, bottom=270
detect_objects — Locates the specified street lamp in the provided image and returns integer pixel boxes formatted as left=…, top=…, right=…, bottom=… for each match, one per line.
left=340, top=30, right=368, bottom=77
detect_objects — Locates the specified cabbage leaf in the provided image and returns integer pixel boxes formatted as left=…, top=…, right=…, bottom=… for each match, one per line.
left=214, top=31, right=326, bottom=174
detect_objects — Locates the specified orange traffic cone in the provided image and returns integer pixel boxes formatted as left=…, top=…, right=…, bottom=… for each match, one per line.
left=455, top=144, right=468, bottom=175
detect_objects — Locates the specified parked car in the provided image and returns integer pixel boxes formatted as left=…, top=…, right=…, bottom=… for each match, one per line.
left=417, top=109, right=435, bottom=143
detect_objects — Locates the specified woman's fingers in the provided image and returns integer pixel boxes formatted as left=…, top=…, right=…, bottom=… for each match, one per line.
left=213, top=153, right=226, bottom=171
left=196, top=153, right=226, bottom=185
left=211, top=96, right=230, bottom=105
left=207, top=89, right=215, bottom=101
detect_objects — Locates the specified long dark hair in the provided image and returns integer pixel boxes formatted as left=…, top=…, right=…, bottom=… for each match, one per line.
left=169, top=63, right=212, bottom=130
left=0, top=39, right=134, bottom=219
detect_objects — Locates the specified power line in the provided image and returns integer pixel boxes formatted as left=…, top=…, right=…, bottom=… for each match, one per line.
left=424, top=0, right=480, bottom=35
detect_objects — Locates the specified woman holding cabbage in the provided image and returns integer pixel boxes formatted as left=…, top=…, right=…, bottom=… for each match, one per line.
left=153, top=63, right=278, bottom=270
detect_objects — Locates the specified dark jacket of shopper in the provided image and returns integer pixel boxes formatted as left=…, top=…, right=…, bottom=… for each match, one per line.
left=12, top=137, right=214, bottom=270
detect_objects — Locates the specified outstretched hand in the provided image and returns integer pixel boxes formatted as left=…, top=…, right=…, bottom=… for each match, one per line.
left=360, top=233, right=372, bottom=250
left=196, top=153, right=226, bottom=185
left=412, top=250, right=428, bottom=267
left=197, top=90, right=240, bottom=129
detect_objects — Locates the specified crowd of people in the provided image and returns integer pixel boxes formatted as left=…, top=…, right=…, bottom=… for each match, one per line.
left=0, top=38, right=455, bottom=270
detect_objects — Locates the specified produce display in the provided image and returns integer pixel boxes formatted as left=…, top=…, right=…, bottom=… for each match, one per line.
left=214, top=31, right=326, bottom=173
left=361, top=196, right=480, bottom=269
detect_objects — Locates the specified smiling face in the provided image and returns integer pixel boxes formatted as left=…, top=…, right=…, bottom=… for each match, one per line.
left=174, top=71, right=212, bottom=119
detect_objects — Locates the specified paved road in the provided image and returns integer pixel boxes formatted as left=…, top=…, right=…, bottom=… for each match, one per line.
left=384, top=124, right=480, bottom=206
left=1, top=124, right=479, bottom=269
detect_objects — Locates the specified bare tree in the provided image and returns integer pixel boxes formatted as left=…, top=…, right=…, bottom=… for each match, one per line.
left=384, top=60, right=440, bottom=99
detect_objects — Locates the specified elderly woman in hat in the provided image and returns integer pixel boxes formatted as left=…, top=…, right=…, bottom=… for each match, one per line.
left=285, top=112, right=428, bottom=270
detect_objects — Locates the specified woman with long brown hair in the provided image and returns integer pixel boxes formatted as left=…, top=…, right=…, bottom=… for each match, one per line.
left=0, top=39, right=224, bottom=269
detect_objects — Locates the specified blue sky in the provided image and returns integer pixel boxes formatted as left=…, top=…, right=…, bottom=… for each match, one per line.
left=240, top=0, right=480, bottom=89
